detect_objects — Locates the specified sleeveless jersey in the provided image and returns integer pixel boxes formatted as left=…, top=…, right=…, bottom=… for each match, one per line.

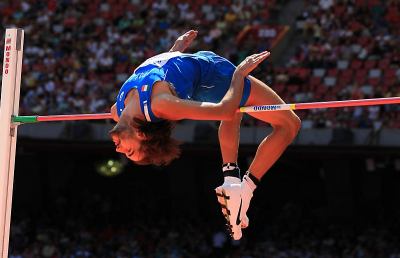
left=116, top=51, right=251, bottom=122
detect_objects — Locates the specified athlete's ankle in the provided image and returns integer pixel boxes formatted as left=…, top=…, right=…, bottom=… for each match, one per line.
left=243, top=171, right=259, bottom=192
left=222, top=162, right=241, bottom=184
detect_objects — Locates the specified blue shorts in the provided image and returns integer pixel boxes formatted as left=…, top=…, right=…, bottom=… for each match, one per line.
left=191, top=51, right=251, bottom=107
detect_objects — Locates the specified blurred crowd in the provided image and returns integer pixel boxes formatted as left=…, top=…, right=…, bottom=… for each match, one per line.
left=286, top=0, right=400, bottom=129
left=0, top=0, right=399, bottom=129
left=8, top=199, right=400, bottom=258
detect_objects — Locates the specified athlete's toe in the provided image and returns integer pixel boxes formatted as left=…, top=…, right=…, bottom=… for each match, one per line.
left=241, top=215, right=249, bottom=229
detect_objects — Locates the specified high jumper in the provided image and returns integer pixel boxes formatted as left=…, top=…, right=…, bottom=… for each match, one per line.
left=108, top=30, right=300, bottom=240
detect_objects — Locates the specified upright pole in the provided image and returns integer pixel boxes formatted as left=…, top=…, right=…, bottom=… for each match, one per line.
left=0, top=28, right=24, bottom=258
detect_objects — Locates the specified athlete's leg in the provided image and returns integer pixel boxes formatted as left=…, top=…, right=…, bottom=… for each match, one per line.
left=238, top=75, right=301, bottom=229
left=215, top=112, right=244, bottom=240
left=215, top=75, right=301, bottom=236
left=218, top=112, right=242, bottom=164
left=245, top=75, right=301, bottom=179
left=214, top=65, right=249, bottom=239
left=216, top=75, right=300, bottom=237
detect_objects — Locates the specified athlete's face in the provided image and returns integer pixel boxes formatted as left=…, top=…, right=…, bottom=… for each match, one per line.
left=111, top=130, right=145, bottom=162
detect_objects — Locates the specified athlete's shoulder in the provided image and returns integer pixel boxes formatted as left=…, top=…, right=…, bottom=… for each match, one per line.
left=136, top=51, right=186, bottom=71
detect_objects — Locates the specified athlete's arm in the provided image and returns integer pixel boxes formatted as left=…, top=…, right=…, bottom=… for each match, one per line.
left=152, top=51, right=270, bottom=121
left=152, top=91, right=231, bottom=121
left=169, top=30, right=198, bottom=52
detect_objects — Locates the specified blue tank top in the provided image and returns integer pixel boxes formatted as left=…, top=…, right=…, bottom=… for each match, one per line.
left=116, top=51, right=213, bottom=122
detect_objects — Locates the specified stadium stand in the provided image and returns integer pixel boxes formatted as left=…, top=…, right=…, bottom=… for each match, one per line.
left=2, top=0, right=398, bottom=129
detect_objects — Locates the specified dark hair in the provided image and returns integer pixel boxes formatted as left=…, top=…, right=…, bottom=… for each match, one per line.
left=109, top=118, right=181, bottom=166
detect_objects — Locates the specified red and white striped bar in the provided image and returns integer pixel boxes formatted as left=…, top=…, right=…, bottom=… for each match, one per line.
left=37, top=113, right=112, bottom=122
left=239, top=97, right=400, bottom=113
left=13, top=97, right=400, bottom=124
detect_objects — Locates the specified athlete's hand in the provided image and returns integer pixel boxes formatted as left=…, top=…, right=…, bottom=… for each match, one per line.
left=170, top=30, right=198, bottom=52
left=235, top=51, right=270, bottom=77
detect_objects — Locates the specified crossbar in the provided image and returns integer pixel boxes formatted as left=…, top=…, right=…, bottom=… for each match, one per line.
left=11, top=97, right=400, bottom=124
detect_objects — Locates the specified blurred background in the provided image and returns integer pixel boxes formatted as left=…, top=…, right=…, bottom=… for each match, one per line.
left=1, top=0, right=400, bottom=257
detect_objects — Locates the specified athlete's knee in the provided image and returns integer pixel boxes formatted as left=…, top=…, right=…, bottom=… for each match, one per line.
left=288, top=113, right=301, bottom=137
left=273, top=112, right=301, bottom=140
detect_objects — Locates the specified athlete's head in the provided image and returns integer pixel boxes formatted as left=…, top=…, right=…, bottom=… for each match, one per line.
left=109, top=117, right=180, bottom=166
